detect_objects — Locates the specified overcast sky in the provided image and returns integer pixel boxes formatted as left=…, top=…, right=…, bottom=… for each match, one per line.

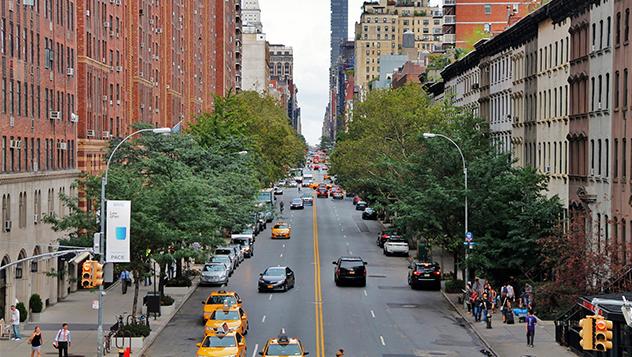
left=259, top=0, right=438, bottom=145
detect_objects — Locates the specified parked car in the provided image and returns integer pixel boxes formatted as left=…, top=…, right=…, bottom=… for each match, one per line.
left=362, top=207, right=378, bottom=220
left=200, top=263, right=230, bottom=286
left=230, top=236, right=254, bottom=258
left=273, top=186, right=284, bottom=195
left=333, top=257, right=367, bottom=287
left=352, top=195, right=362, bottom=205
left=383, top=237, right=409, bottom=256
left=288, top=180, right=298, bottom=188
left=376, top=228, right=401, bottom=247
left=290, top=197, right=305, bottom=210
left=258, top=266, right=296, bottom=292
left=210, top=255, right=236, bottom=275
left=408, top=261, right=441, bottom=290
left=215, top=247, right=240, bottom=266
left=355, top=201, right=368, bottom=211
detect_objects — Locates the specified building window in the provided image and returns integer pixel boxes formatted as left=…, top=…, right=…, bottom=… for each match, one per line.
left=624, top=139, right=627, bottom=178
left=617, top=12, right=622, bottom=45
left=608, top=16, right=612, bottom=47
left=591, top=77, right=596, bottom=111
left=626, top=9, right=630, bottom=42
left=615, top=139, right=619, bottom=178
left=484, top=4, right=491, bottom=15
left=598, top=139, right=603, bottom=176
left=591, top=139, right=595, bottom=173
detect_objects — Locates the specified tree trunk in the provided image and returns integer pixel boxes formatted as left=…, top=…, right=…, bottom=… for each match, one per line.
left=131, top=270, right=140, bottom=317
left=176, top=258, right=182, bottom=279
left=159, top=262, right=166, bottom=296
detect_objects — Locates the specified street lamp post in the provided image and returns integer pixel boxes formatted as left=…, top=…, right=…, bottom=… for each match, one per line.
left=422, top=133, right=469, bottom=283
left=96, top=127, right=171, bottom=357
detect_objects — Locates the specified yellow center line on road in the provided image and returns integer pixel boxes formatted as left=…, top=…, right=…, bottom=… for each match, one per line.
left=312, top=197, right=325, bottom=357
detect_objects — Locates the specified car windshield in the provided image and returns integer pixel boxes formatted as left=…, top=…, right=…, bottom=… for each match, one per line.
left=212, top=310, right=240, bottom=320
left=292, top=199, right=302, bottom=204
left=302, top=194, right=312, bottom=198
left=264, top=267, right=286, bottom=276
left=204, top=265, right=225, bottom=272
left=388, top=238, right=407, bottom=243
left=202, top=335, right=237, bottom=347
left=340, top=260, right=363, bottom=269
left=416, top=264, right=438, bottom=272
left=206, top=295, right=237, bottom=305
left=231, top=239, right=247, bottom=246
left=266, top=343, right=302, bottom=355
left=212, top=256, right=230, bottom=263
left=215, top=249, right=232, bottom=255
left=274, top=224, right=289, bottom=229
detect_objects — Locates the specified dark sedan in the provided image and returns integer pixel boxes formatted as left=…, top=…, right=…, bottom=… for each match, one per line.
left=362, top=207, right=377, bottom=220
left=408, top=261, right=441, bottom=290
left=290, top=198, right=304, bottom=210
left=258, top=266, right=295, bottom=292
left=355, top=201, right=368, bottom=211
left=333, top=257, right=367, bottom=286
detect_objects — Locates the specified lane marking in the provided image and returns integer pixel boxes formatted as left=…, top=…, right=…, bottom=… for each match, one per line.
left=346, top=242, right=349, bottom=246
left=283, top=244, right=286, bottom=248
left=349, top=250, right=353, bottom=255
left=252, top=344, right=259, bottom=357
left=312, top=198, right=325, bottom=357
left=363, top=289, right=368, bottom=297
left=269, top=294, right=273, bottom=301
left=262, top=315, right=266, bottom=323
left=380, top=336, right=386, bottom=346
left=280, top=253, right=283, bottom=258
left=370, top=310, right=375, bottom=318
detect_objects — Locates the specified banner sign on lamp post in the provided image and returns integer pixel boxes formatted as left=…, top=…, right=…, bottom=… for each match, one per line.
left=106, top=200, right=131, bottom=262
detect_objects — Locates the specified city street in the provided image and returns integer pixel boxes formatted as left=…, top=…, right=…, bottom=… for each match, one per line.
left=146, top=172, right=486, bottom=357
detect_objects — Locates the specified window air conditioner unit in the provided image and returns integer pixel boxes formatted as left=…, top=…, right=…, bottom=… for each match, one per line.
left=102, top=95, right=108, bottom=101
left=115, top=66, right=123, bottom=72
left=545, top=165, right=551, bottom=173
left=49, top=111, right=61, bottom=120
left=86, top=9, right=90, bottom=16
left=66, top=67, right=74, bottom=76
left=87, top=130, right=96, bottom=137
left=104, top=21, right=110, bottom=28
left=9, top=116, right=14, bottom=127
left=33, top=214, right=38, bottom=224
left=70, top=113, right=79, bottom=123
left=115, top=0, right=121, bottom=5
left=3, top=220, right=11, bottom=232
left=58, top=142, right=67, bottom=150
left=102, top=131, right=110, bottom=138
left=590, top=168, right=595, bottom=176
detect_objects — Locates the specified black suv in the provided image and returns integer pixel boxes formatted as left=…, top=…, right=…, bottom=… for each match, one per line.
left=408, top=261, right=441, bottom=290
left=333, top=256, right=367, bottom=286
left=376, top=228, right=401, bottom=247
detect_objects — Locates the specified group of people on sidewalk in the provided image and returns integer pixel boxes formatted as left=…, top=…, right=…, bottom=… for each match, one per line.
left=5, top=307, right=72, bottom=357
left=465, top=277, right=538, bottom=348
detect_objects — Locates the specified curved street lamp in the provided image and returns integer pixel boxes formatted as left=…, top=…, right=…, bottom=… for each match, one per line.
left=422, top=132, right=469, bottom=283
left=96, top=126, right=172, bottom=357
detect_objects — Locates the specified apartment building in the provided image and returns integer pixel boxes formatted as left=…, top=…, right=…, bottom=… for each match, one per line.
left=442, top=0, right=535, bottom=49
left=214, top=0, right=239, bottom=95
left=0, top=0, right=81, bottom=321
left=354, top=0, right=443, bottom=94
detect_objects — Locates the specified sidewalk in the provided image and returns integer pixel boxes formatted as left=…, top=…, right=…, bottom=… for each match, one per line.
left=0, top=275, right=197, bottom=356
left=443, top=292, right=577, bottom=357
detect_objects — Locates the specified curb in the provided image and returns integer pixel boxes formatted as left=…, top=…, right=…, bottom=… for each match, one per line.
left=138, top=277, right=200, bottom=356
left=441, top=290, right=499, bottom=357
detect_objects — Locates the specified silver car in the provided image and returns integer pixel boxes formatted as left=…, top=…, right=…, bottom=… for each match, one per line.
left=214, top=247, right=240, bottom=266
left=210, top=255, right=235, bottom=275
left=200, top=263, right=229, bottom=286
left=228, top=244, right=245, bottom=263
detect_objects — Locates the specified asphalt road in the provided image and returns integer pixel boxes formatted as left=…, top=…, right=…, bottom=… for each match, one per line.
left=145, top=171, right=485, bottom=357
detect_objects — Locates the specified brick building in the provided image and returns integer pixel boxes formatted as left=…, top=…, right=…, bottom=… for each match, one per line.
left=0, top=0, right=81, bottom=321
left=214, top=0, right=239, bottom=96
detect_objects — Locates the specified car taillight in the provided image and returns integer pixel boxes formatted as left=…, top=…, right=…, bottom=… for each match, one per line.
left=382, top=234, right=388, bottom=239
left=363, top=269, right=367, bottom=276
left=413, top=271, right=422, bottom=276
left=433, top=271, right=441, bottom=276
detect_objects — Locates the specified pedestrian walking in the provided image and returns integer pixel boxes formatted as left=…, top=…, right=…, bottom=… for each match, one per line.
left=507, top=282, right=515, bottom=303
left=525, top=309, right=537, bottom=347
left=472, top=277, right=483, bottom=295
left=53, top=323, right=71, bottom=357
left=280, top=201, right=284, bottom=213
left=473, top=293, right=483, bottom=322
left=120, top=269, right=132, bottom=294
left=143, top=267, right=152, bottom=286
left=481, top=293, right=492, bottom=322
left=28, top=325, right=43, bottom=357
left=10, top=305, right=21, bottom=340
left=504, top=300, right=515, bottom=324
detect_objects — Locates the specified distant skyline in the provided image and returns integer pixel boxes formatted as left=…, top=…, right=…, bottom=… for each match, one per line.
left=259, top=0, right=439, bottom=145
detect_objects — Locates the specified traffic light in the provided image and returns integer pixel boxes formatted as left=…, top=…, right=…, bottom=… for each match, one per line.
left=578, top=316, right=594, bottom=350
left=91, top=261, right=104, bottom=287
left=81, top=260, right=94, bottom=289
left=594, top=316, right=613, bottom=351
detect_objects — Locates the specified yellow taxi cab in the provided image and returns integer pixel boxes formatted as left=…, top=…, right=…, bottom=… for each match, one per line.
left=205, top=302, right=249, bottom=336
left=196, top=325, right=247, bottom=357
left=259, top=332, right=308, bottom=356
left=202, top=291, right=242, bottom=321
left=323, top=174, right=331, bottom=180
left=308, top=182, right=320, bottom=190
left=271, top=222, right=291, bottom=239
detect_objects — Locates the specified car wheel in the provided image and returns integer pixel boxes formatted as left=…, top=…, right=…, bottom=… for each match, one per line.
left=334, top=277, right=340, bottom=286
left=283, top=283, right=288, bottom=292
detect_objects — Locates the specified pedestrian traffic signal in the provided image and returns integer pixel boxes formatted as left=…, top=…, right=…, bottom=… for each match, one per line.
left=578, top=316, right=594, bottom=350
left=81, top=260, right=94, bottom=289
left=92, top=261, right=104, bottom=287
left=594, top=316, right=613, bottom=351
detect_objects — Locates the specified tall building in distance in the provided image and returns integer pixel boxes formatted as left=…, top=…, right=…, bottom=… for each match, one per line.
left=242, top=0, right=263, bottom=33
left=241, top=0, right=270, bottom=93
left=442, top=0, right=535, bottom=49
left=353, top=0, right=444, bottom=96
left=330, top=0, right=349, bottom=69
left=267, top=44, right=301, bottom=132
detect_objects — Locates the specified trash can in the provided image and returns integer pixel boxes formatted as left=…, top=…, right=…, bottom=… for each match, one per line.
left=144, top=292, right=161, bottom=315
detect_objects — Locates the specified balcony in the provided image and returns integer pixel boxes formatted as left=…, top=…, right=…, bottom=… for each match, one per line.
left=444, top=0, right=456, bottom=6
left=432, top=44, right=445, bottom=53
left=444, top=34, right=456, bottom=44
left=433, top=10, right=443, bottom=18
left=444, top=15, right=456, bottom=25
